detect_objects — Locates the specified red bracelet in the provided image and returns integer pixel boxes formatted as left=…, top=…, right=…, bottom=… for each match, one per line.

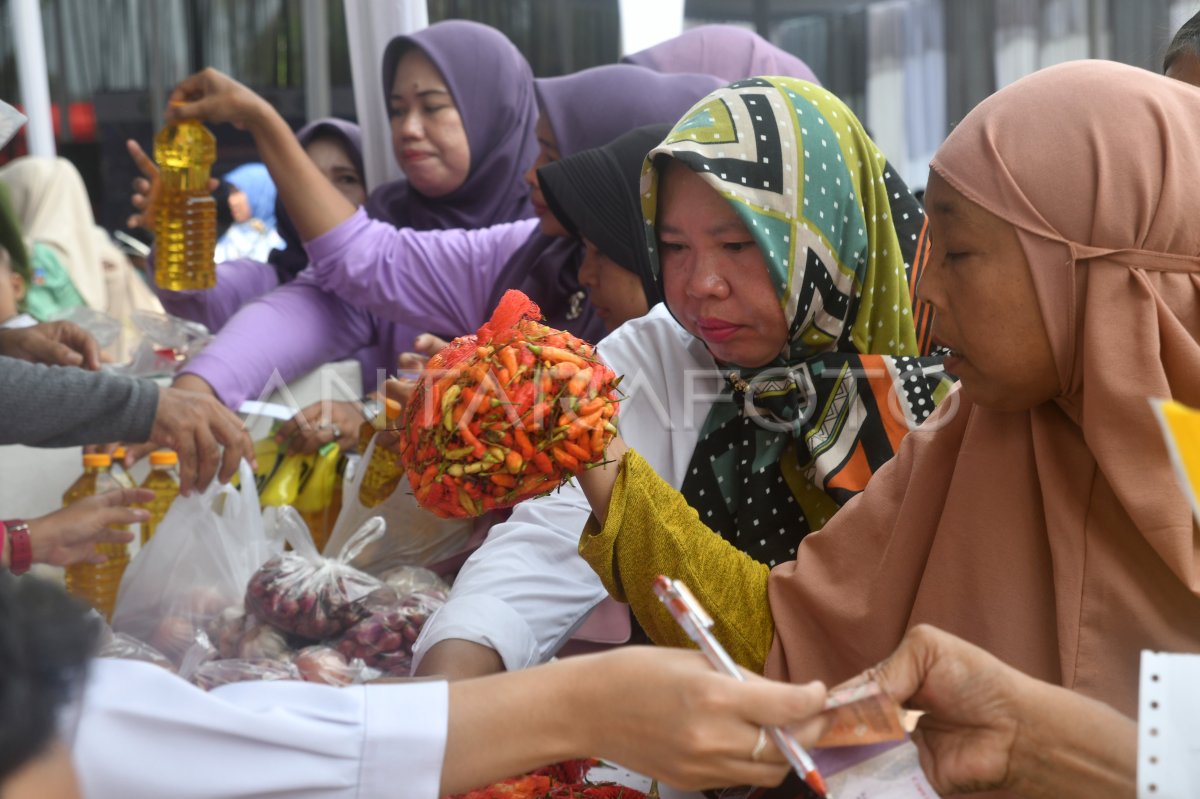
left=5, top=520, right=31, bottom=575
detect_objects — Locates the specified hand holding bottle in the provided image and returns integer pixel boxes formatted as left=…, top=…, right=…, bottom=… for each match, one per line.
left=165, top=68, right=277, bottom=134
left=17, top=489, right=152, bottom=568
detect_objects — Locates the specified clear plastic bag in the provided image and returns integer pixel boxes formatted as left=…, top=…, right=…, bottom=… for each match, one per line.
left=293, top=645, right=369, bottom=686
left=96, top=632, right=176, bottom=672
left=190, top=658, right=299, bottom=691
left=324, top=436, right=475, bottom=574
left=51, top=305, right=123, bottom=350
left=334, top=589, right=447, bottom=675
left=379, top=564, right=450, bottom=598
left=107, top=310, right=214, bottom=377
left=112, top=460, right=283, bottom=664
left=244, top=511, right=386, bottom=642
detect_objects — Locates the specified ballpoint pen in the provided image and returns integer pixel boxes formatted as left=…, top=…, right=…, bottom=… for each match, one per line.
left=653, top=575, right=831, bottom=799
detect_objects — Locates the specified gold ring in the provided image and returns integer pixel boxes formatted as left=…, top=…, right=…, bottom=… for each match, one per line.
left=750, top=727, right=769, bottom=762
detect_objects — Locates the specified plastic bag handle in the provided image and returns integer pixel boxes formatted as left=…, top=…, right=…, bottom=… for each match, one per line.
left=266, top=505, right=323, bottom=563
left=335, top=516, right=387, bottom=564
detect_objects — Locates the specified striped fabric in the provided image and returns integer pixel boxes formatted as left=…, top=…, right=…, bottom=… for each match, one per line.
left=640, top=77, right=949, bottom=567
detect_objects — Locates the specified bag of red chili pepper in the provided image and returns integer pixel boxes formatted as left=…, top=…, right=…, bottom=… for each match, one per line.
left=400, top=290, right=621, bottom=518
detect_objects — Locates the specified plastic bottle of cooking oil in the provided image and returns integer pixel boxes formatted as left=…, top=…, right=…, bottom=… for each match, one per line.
left=358, top=399, right=404, bottom=508
left=153, top=115, right=217, bottom=290
left=140, top=451, right=180, bottom=546
left=63, top=453, right=129, bottom=620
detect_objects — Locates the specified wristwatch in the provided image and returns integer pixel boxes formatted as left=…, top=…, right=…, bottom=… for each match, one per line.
left=4, top=519, right=31, bottom=575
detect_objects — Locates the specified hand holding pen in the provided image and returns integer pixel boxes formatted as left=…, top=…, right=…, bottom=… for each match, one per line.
left=654, top=575, right=832, bottom=799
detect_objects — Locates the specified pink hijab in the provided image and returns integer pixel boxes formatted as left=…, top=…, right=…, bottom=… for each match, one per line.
left=765, top=60, right=1200, bottom=719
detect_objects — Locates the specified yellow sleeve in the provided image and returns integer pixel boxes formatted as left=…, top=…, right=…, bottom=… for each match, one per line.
left=577, top=448, right=775, bottom=672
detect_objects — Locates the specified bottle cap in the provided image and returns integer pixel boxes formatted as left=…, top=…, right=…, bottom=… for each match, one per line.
left=149, top=450, right=178, bottom=466
left=113, top=446, right=127, bottom=459
left=83, top=453, right=112, bottom=468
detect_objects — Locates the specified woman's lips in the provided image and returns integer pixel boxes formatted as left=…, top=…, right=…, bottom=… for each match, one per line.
left=932, top=336, right=963, bottom=367
left=402, top=149, right=433, bottom=163
left=696, top=318, right=742, bottom=343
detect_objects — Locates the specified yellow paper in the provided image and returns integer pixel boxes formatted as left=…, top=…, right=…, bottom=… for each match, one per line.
left=1151, top=399, right=1200, bottom=525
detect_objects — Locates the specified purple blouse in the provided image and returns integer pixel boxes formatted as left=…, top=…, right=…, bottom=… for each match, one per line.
left=179, top=214, right=537, bottom=408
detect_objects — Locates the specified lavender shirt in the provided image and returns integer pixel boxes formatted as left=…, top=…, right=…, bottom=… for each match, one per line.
left=155, top=259, right=279, bottom=334
left=180, top=215, right=537, bottom=408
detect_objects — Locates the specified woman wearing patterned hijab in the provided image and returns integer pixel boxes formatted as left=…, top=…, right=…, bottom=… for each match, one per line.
left=581, top=61, right=1200, bottom=725
left=412, top=78, right=947, bottom=677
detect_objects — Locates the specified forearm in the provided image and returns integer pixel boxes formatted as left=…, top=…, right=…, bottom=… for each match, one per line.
left=414, top=639, right=505, bottom=680
left=0, top=358, right=158, bottom=446
left=245, top=106, right=355, bottom=241
left=154, top=256, right=280, bottom=333
left=578, top=449, right=774, bottom=671
left=305, top=214, right=538, bottom=332
left=442, top=657, right=589, bottom=795
left=176, top=281, right=371, bottom=408
left=1010, top=677, right=1137, bottom=799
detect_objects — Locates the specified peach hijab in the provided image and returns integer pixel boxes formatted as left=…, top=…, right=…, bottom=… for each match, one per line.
left=764, top=60, right=1200, bottom=718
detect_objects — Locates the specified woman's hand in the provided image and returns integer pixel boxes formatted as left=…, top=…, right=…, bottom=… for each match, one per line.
left=166, top=67, right=276, bottom=134
left=572, top=647, right=828, bottom=790
left=868, top=624, right=1137, bottom=799
left=0, top=322, right=101, bottom=370
left=149, top=384, right=254, bottom=495
left=275, top=400, right=363, bottom=454
left=125, top=139, right=160, bottom=230
left=442, top=646, right=829, bottom=796
left=26, top=488, right=152, bottom=567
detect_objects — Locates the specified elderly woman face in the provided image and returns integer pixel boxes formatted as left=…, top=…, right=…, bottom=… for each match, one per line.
left=918, top=171, right=1059, bottom=412
left=658, top=160, right=788, bottom=368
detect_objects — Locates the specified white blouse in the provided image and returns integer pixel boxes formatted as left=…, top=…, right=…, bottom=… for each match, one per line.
left=74, top=659, right=448, bottom=799
left=413, top=304, right=721, bottom=671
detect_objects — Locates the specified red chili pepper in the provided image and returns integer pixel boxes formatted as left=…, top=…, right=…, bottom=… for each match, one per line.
left=562, top=439, right=591, bottom=462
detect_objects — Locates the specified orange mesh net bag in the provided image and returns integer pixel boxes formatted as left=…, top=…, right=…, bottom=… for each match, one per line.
left=399, top=290, right=621, bottom=518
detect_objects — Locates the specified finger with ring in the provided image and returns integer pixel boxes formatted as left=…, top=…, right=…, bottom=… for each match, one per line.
left=750, top=727, right=769, bottom=762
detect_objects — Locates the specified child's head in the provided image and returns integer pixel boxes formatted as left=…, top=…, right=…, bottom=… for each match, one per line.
left=0, top=182, right=30, bottom=322
left=0, top=244, right=26, bottom=323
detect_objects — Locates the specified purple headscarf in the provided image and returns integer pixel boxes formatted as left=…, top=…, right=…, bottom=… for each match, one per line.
left=485, top=64, right=723, bottom=342
left=535, top=64, right=723, bottom=157
left=365, top=20, right=539, bottom=232
left=270, top=117, right=363, bottom=282
left=622, top=25, right=821, bottom=85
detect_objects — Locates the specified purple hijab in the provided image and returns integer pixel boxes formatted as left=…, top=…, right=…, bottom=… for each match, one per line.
left=622, top=25, right=821, bottom=85
left=365, top=20, right=539, bottom=232
left=486, top=65, right=723, bottom=342
left=270, top=118, right=363, bottom=282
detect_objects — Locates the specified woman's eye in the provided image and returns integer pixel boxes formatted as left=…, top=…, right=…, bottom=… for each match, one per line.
left=424, top=104, right=450, bottom=114
left=944, top=251, right=970, bottom=262
left=723, top=241, right=755, bottom=253
left=387, top=107, right=408, bottom=119
left=658, top=242, right=685, bottom=253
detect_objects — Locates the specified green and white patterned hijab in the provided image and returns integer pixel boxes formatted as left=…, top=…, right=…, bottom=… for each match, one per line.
left=641, top=77, right=949, bottom=566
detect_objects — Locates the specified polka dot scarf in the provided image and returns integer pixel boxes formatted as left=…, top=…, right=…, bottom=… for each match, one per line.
left=641, top=77, right=949, bottom=567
